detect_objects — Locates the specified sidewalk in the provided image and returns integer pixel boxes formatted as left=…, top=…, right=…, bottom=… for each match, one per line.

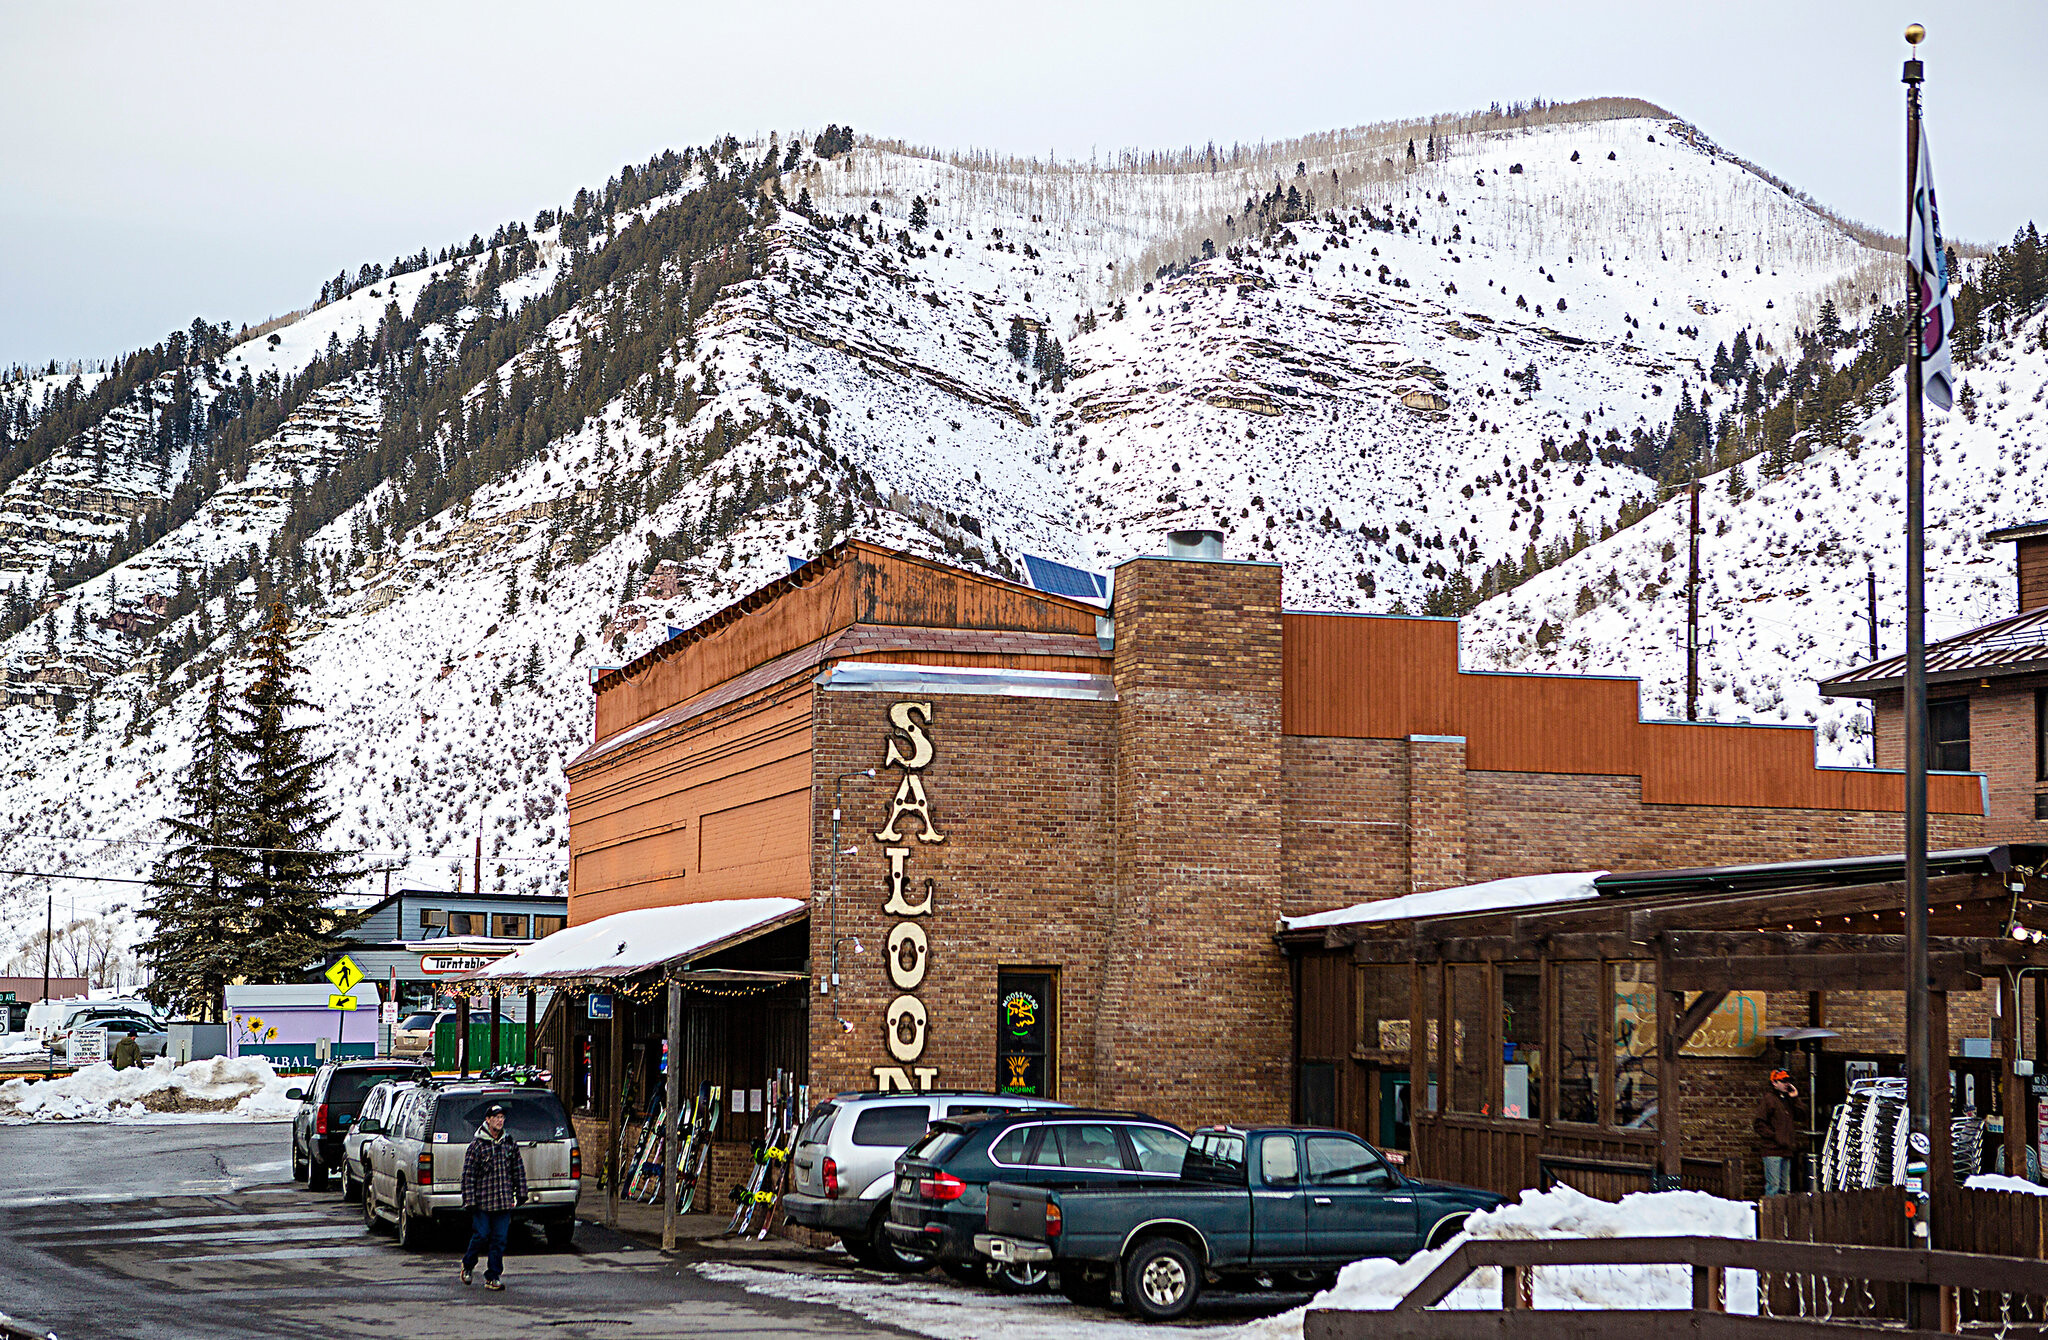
left=573, top=1179, right=841, bottom=1263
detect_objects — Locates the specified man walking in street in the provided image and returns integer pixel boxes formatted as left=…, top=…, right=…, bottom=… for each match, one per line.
left=460, top=1103, right=527, bottom=1290
left=1753, top=1069, right=1808, bottom=1198
left=110, top=1029, right=143, bottom=1071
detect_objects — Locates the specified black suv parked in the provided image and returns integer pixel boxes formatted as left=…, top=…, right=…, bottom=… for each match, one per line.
left=887, top=1109, right=1189, bottom=1286
left=288, top=1060, right=427, bottom=1190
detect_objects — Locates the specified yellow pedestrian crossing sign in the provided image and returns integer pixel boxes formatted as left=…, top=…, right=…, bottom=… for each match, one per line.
left=325, top=956, right=363, bottom=993
left=328, top=993, right=359, bottom=1011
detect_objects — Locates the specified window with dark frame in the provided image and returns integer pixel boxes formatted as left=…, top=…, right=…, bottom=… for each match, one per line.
left=1931, top=697, right=1970, bottom=773
left=996, top=969, right=1057, bottom=1098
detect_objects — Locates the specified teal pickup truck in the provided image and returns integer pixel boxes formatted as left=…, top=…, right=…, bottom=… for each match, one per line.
left=977, top=1125, right=1503, bottom=1321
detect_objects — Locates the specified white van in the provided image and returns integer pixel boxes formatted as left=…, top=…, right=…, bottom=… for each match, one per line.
left=25, top=998, right=161, bottom=1043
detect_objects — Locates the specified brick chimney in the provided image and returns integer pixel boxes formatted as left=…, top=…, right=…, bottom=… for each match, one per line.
left=1987, top=521, right=2048, bottom=614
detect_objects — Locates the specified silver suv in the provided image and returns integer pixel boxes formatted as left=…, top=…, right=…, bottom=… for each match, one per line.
left=338, top=1079, right=418, bottom=1204
left=784, top=1090, right=1065, bottom=1269
left=362, top=1082, right=580, bottom=1250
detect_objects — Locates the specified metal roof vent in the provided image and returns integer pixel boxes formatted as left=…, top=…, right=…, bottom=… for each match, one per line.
left=1166, top=529, right=1225, bottom=560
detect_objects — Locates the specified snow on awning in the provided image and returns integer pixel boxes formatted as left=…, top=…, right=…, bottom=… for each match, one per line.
left=1279, top=872, right=1607, bottom=933
left=456, top=898, right=806, bottom=986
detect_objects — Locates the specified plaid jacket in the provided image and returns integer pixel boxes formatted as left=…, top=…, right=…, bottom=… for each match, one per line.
left=461, top=1127, right=528, bottom=1212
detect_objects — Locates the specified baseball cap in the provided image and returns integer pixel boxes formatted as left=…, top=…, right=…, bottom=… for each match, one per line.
left=486, top=1103, right=506, bottom=1115
left=1769, top=1069, right=1790, bottom=1082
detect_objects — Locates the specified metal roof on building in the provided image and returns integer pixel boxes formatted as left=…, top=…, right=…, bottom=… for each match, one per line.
left=1818, top=605, right=2048, bottom=696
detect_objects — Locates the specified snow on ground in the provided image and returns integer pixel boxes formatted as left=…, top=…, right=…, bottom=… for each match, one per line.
left=704, top=1185, right=1756, bottom=1338
left=698, top=1261, right=1251, bottom=1340
left=1240, top=1185, right=1758, bottom=1337
left=1968, top=1174, right=2048, bottom=1197
left=0, top=1055, right=298, bottom=1123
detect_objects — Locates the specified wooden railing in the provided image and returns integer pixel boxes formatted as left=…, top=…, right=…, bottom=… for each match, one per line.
left=1301, top=1235, right=2048, bottom=1338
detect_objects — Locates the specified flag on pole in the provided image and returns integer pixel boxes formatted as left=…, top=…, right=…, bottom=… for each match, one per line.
left=1907, top=128, right=1955, bottom=411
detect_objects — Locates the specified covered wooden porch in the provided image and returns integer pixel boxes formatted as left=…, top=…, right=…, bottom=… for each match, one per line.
left=1282, top=846, right=2048, bottom=1201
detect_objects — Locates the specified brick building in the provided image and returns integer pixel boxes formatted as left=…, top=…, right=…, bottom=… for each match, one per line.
left=1821, top=521, right=2048, bottom=842
left=478, top=535, right=2009, bottom=1203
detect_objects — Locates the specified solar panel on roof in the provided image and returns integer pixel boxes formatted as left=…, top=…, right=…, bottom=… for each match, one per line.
left=1022, top=553, right=1109, bottom=601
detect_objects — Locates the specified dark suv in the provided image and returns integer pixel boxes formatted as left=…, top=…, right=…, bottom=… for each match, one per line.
left=887, top=1109, right=1188, bottom=1286
left=288, top=1060, right=427, bottom=1191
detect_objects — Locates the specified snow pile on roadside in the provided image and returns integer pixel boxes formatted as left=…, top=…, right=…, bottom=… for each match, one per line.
left=1238, top=1185, right=1758, bottom=1338
left=0, top=1033, right=48, bottom=1059
left=0, top=1055, right=299, bottom=1122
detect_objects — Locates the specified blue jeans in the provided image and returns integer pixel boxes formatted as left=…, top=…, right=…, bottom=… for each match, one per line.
left=1762, top=1155, right=1793, bottom=1197
left=464, top=1210, right=512, bottom=1281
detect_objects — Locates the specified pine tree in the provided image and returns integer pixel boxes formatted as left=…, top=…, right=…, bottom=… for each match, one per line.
left=139, top=669, right=250, bottom=1022
left=1815, top=299, right=1843, bottom=349
left=502, top=564, right=521, bottom=616
left=229, top=604, right=361, bottom=983
left=909, top=196, right=929, bottom=230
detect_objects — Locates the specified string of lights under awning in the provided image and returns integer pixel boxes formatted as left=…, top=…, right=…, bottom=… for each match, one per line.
left=448, top=897, right=807, bottom=999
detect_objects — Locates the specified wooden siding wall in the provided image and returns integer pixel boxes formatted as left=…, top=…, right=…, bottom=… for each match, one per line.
left=595, top=544, right=1102, bottom=739
left=2022, top=536, right=2048, bottom=614
left=567, top=685, right=813, bottom=922
left=1282, top=613, right=1983, bottom=815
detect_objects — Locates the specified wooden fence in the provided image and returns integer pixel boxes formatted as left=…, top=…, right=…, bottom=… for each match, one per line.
left=1305, top=1234, right=2048, bottom=1339
left=1760, top=1184, right=2048, bottom=1326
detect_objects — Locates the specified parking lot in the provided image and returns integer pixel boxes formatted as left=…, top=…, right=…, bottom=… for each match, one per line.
left=0, top=1121, right=1303, bottom=1339
left=0, top=1121, right=908, bottom=1340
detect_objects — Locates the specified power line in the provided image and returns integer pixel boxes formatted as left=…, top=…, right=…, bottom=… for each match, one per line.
left=0, top=869, right=203, bottom=889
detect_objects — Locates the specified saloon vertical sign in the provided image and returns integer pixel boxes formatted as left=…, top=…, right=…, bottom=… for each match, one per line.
left=873, top=701, right=943, bottom=1091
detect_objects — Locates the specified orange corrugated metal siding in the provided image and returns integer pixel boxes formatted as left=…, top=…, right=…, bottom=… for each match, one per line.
left=1283, top=613, right=1982, bottom=816
left=569, top=687, right=813, bottom=923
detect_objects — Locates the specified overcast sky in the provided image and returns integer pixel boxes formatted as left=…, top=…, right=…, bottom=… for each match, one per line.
left=3, top=1, right=2043, bottom=368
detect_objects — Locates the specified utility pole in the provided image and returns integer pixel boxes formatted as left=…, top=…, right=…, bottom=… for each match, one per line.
left=474, top=830, right=483, bottom=903
left=1686, top=475, right=1702, bottom=721
left=1867, top=565, right=1881, bottom=664
left=1900, top=23, right=1934, bottom=1292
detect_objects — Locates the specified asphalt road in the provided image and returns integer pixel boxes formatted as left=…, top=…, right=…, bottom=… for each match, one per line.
left=0, top=1121, right=911, bottom=1340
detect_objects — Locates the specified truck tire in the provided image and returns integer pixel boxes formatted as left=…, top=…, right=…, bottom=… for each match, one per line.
left=291, top=1141, right=308, bottom=1183
left=1124, top=1237, right=1201, bottom=1322
left=364, top=1182, right=385, bottom=1234
left=307, top=1156, right=330, bottom=1192
left=544, top=1218, right=576, bottom=1250
left=841, top=1233, right=883, bottom=1267
left=869, top=1204, right=931, bottom=1273
left=1059, top=1268, right=1116, bottom=1308
left=340, top=1160, right=362, bottom=1203
left=989, top=1259, right=1050, bottom=1293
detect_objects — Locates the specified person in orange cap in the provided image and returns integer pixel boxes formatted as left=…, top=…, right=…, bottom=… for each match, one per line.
left=1753, top=1069, right=1807, bottom=1197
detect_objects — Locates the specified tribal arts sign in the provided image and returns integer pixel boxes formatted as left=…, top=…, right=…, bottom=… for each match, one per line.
left=874, top=700, right=943, bottom=1092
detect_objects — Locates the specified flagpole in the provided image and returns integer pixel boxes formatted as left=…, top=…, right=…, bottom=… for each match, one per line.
left=1901, top=22, right=1933, bottom=1274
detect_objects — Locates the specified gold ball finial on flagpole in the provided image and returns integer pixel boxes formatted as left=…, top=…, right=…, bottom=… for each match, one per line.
left=1905, top=23, right=1925, bottom=45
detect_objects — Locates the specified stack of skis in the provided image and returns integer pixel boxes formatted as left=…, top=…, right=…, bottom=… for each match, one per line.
left=727, top=1069, right=808, bottom=1239
left=622, top=1083, right=722, bottom=1211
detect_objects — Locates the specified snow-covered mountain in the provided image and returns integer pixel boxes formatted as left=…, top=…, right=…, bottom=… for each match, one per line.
left=1, top=100, right=2033, bottom=975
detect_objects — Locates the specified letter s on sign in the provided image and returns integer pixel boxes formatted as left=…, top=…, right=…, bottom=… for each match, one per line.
left=883, top=701, right=935, bottom=771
